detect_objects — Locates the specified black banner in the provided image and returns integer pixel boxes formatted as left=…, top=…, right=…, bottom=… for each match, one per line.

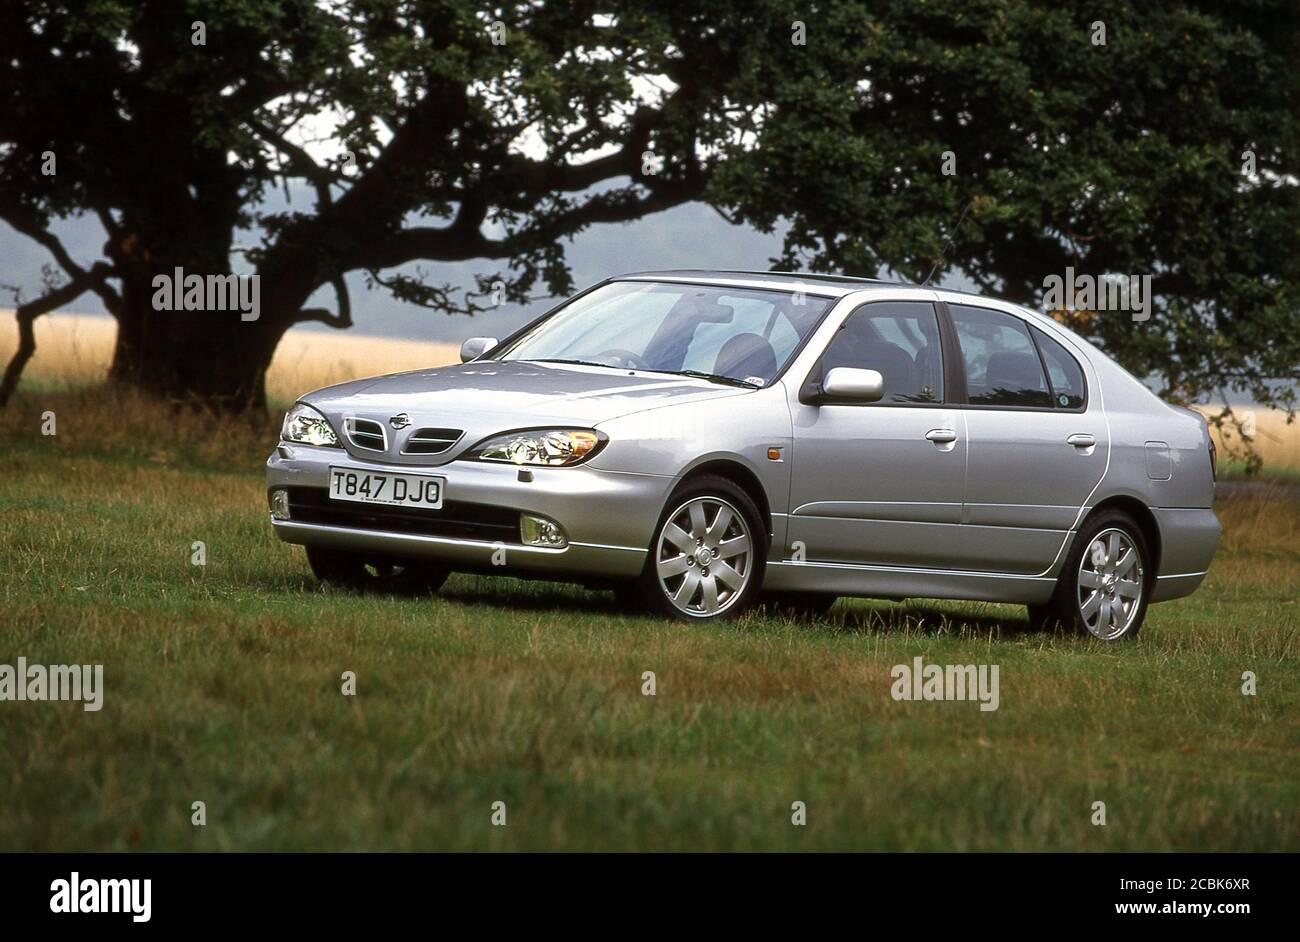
left=1, top=852, right=1288, bottom=929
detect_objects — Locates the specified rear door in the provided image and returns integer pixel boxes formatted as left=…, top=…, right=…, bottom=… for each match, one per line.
left=945, top=301, right=1108, bottom=574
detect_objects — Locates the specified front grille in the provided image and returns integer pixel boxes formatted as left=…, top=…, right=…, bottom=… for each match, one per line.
left=345, top=417, right=387, bottom=452
left=402, top=427, right=463, bottom=455
left=283, top=487, right=520, bottom=543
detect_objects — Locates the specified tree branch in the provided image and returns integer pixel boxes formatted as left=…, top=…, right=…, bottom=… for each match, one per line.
left=0, top=200, right=122, bottom=314
left=246, top=118, right=343, bottom=210
left=0, top=261, right=113, bottom=407
left=0, top=201, right=89, bottom=282
left=294, top=273, right=352, bottom=329
left=353, top=176, right=706, bottom=275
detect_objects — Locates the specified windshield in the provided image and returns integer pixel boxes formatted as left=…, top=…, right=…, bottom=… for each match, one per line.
left=494, top=281, right=834, bottom=386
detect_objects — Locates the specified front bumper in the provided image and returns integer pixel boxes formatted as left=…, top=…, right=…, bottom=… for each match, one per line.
left=265, top=443, right=670, bottom=579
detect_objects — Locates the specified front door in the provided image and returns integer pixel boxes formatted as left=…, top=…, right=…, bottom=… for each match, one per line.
left=786, top=300, right=968, bottom=568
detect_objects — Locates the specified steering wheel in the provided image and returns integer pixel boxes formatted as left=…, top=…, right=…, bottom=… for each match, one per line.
left=598, top=348, right=651, bottom=370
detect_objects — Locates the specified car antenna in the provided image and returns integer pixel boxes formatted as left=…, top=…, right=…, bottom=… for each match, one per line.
left=922, top=199, right=973, bottom=287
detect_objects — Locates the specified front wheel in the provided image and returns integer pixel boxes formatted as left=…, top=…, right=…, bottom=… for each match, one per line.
left=1033, top=510, right=1151, bottom=640
left=634, top=476, right=767, bottom=622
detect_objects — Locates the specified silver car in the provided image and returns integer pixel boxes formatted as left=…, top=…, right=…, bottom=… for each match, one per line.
left=267, top=271, right=1220, bottom=640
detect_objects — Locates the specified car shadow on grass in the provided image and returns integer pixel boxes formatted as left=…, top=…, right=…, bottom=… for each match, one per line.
left=268, top=567, right=1050, bottom=641
left=437, top=575, right=625, bottom=614
left=434, top=573, right=1042, bottom=640
left=809, top=600, right=1038, bottom=640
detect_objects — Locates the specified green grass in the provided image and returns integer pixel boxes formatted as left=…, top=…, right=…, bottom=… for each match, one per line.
left=1, top=391, right=1297, bottom=851
left=1217, top=459, right=1300, bottom=483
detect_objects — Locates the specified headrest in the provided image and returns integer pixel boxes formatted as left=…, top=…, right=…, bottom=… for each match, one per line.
left=714, top=332, right=777, bottom=380
left=857, top=341, right=915, bottom=391
left=985, top=352, right=1044, bottom=393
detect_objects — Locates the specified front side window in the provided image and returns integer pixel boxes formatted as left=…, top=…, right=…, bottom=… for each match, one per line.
left=495, top=281, right=832, bottom=386
left=949, top=304, right=1051, bottom=407
left=819, top=301, right=944, bottom=403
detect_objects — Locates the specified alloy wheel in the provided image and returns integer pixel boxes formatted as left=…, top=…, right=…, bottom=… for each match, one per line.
left=655, top=496, right=753, bottom=617
left=1077, top=527, right=1144, bottom=639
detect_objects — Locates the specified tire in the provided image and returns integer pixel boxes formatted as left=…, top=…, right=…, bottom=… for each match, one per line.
left=1033, top=510, right=1152, bottom=640
left=634, top=475, right=767, bottom=622
left=305, top=545, right=449, bottom=595
left=760, top=591, right=839, bottom=618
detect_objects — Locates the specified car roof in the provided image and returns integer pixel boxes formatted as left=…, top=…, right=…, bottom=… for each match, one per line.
left=614, top=269, right=1028, bottom=306
left=615, top=269, right=892, bottom=297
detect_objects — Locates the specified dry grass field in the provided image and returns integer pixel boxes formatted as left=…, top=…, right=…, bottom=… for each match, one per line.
left=0, top=311, right=460, bottom=406
left=1195, top=405, right=1300, bottom=479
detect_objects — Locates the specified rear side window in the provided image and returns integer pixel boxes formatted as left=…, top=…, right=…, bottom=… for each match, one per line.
left=1032, top=327, right=1087, bottom=409
left=820, top=301, right=944, bottom=403
left=949, top=304, right=1051, bottom=408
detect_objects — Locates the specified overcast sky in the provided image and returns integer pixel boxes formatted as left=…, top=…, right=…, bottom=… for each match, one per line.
left=1, top=166, right=996, bottom=344
left=0, top=189, right=791, bottom=343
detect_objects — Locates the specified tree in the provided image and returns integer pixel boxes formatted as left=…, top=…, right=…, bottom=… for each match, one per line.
left=1, top=1, right=1297, bottom=424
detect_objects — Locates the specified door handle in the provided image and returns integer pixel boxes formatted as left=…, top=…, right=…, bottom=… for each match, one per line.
left=925, top=428, right=957, bottom=444
left=1067, top=433, right=1096, bottom=448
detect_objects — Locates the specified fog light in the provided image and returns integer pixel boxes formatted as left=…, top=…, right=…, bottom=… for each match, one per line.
left=520, top=513, right=567, bottom=548
left=269, top=488, right=291, bottom=521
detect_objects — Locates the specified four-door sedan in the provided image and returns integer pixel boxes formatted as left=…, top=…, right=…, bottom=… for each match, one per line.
left=266, top=270, right=1220, bottom=639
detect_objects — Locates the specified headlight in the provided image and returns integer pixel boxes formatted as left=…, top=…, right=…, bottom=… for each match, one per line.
left=281, top=402, right=340, bottom=447
left=472, top=428, right=604, bottom=466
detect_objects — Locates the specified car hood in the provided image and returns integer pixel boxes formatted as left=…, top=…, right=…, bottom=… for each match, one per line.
left=300, top=360, right=749, bottom=465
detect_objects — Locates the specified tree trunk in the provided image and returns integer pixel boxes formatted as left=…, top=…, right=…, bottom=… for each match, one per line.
left=105, top=260, right=313, bottom=413
left=108, top=309, right=268, bottom=411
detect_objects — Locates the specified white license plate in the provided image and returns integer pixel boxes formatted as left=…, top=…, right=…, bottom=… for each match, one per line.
left=328, top=467, right=444, bottom=509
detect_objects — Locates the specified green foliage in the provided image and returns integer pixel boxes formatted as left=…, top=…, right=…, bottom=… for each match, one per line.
left=0, top=1, right=1296, bottom=410
left=710, top=1, right=1300, bottom=412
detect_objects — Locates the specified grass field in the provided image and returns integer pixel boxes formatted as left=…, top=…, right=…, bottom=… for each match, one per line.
left=1, top=387, right=1297, bottom=851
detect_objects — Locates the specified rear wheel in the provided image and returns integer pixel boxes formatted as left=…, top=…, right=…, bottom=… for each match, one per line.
left=305, top=545, right=449, bottom=595
left=1031, top=510, right=1151, bottom=640
left=635, top=476, right=766, bottom=622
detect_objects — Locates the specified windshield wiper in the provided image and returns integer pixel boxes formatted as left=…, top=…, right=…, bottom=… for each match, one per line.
left=666, top=370, right=762, bottom=389
left=531, top=360, right=761, bottom=389
left=530, top=358, right=621, bottom=369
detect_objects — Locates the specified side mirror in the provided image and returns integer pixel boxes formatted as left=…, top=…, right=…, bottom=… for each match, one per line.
left=460, top=336, right=499, bottom=363
left=822, top=367, right=884, bottom=403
